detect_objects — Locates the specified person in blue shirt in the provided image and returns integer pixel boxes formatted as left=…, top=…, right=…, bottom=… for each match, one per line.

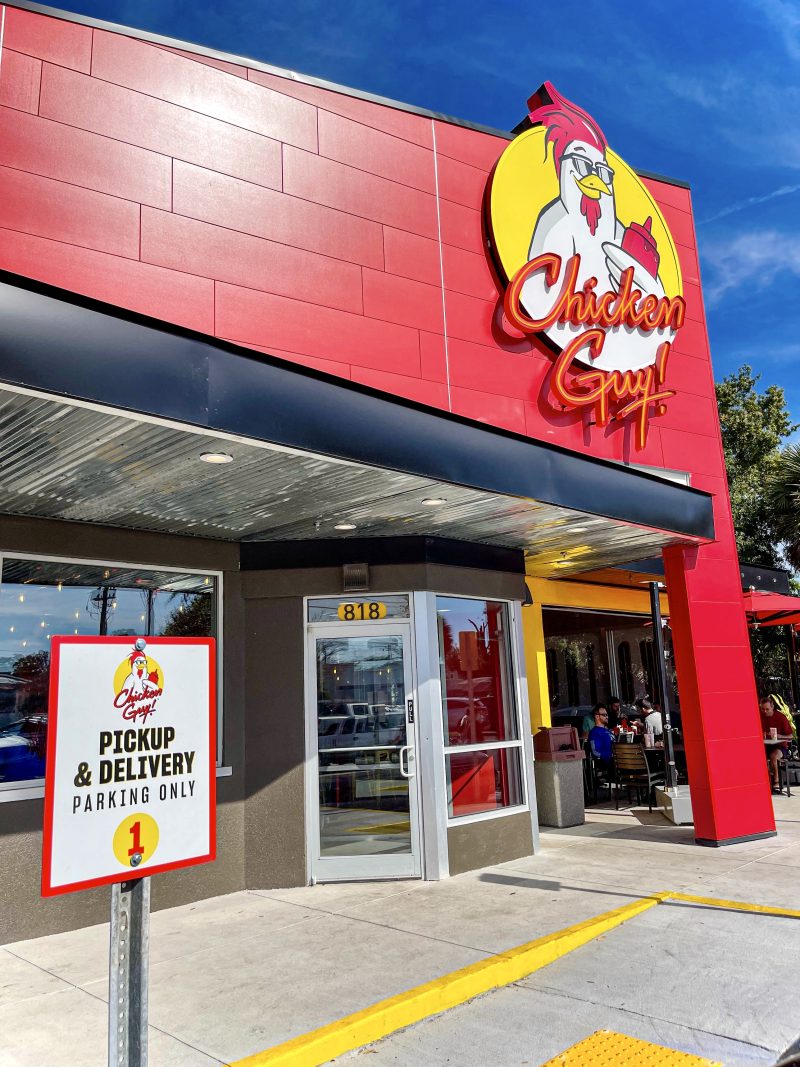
left=588, top=703, right=614, bottom=775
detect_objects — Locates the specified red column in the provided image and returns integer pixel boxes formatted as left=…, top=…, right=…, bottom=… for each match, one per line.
left=663, top=544, right=775, bottom=844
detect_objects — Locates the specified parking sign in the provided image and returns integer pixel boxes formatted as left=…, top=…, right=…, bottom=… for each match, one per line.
left=42, top=636, right=216, bottom=896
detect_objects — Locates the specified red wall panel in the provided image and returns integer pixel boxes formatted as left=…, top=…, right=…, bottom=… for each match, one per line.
left=0, top=48, right=40, bottom=113
left=4, top=6, right=91, bottom=72
left=382, top=227, right=441, bottom=287
left=172, top=161, right=384, bottom=269
left=0, top=8, right=772, bottom=841
left=0, top=106, right=172, bottom=208
left=90, top=30, right=318, bottom=150
left=283, top=145, right=439, bottom=239
left=38, top=64, right=284, bottom=190
left=0, top=163, right=139, bottom=257
left=215, top=282, right=421, bottom=376
left=362, top=269, right=443, bottom=334
left=247, top=68, right=434, bottom=149
left=0, top=226, right=214, bottom=332
left=317, top=108, right=436, bottom=194
left=141, top=207, right=364, bottom=314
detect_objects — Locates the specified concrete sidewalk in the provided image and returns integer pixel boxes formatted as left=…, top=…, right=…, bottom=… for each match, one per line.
left=2, top=797, right=799, bottom=1066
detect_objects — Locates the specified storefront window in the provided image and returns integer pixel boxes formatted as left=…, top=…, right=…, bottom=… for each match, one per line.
left=0, top=557, right=218, bottom=789
left=436, top=597, right=524, bottom=819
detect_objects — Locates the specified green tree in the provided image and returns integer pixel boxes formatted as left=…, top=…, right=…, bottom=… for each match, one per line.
left=715, top=365, right=796, bottom=566
left=767, top=442, right=800, bottom=571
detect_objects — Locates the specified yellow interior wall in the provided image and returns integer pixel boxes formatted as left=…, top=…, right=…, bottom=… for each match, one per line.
left=521, top=577, right=670, bottom=731
left=523, top=600, right=552, bottom=731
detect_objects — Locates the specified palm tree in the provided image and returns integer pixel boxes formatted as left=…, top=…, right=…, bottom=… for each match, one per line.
left=767, top=442, right=800, bottom=570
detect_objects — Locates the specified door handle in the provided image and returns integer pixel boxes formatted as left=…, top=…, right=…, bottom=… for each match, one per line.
left=399, top=745, right=415, bottom=779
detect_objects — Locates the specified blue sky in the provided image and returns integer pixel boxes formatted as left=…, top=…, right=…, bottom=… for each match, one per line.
left=64, top=0, right=800, bottom=434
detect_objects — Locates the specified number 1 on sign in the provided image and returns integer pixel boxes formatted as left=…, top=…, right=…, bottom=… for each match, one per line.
left=128, top=820, right=142, bottom=858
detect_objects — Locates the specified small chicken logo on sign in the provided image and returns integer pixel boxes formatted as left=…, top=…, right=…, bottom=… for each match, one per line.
left=486, top=82, right=687, bottom=449
left=112, top=638, right=164, bottom=723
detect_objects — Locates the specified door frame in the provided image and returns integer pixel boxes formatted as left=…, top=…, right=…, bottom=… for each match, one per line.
left=304, top=611, right=423, bottom=883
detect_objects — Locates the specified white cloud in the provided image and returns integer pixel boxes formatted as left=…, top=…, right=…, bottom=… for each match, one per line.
left=702, top=184, right=800, bottom=224
left=752, top=0, right=800, bottom=61
left=701, top=229, right=800, bottom=305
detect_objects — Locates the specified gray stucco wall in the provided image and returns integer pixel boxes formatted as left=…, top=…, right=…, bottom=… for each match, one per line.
left=446, top=810, right=533, bottom=876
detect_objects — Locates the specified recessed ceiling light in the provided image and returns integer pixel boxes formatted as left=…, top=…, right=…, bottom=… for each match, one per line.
left=421, top=497, right=447, bottom=506
left=200, top=451, right=234, bottom=464
left=570, top=527, right=587, bottom=534
left=334, top=522, right=357, bottom=531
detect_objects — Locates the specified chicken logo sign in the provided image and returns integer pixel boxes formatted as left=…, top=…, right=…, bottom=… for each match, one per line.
left=486, top=83, right=687, bottom=449
left=112, top=638, right=163, bottom=723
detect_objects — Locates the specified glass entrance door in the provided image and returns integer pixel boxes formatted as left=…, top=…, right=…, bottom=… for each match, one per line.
left=308, top=624, right=421, bottom=881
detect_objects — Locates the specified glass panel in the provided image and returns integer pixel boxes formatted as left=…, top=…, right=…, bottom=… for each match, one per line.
left=436, top=597, right=518, bottom=746
left=446, top=747, right=523, bottom=819
left=308, top=595, right=409, bottom=623
left=0, top=559, right=217, bottom=785
left=316, top=635, right=410, bottom=856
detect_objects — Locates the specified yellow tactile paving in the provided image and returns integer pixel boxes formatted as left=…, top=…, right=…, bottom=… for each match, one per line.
left=539, top=1029, right=721, bottom=1066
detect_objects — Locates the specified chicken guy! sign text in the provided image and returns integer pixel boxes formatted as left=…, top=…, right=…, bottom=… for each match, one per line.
left=486, top=82, right=687, bottom=450
left=42, top=636, right=216, bottom=896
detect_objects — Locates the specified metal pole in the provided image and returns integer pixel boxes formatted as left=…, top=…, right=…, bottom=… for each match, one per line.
left=649, top=582, right=678, bottom=791
left=787, top=626, right=799, bottom=713
left=109, top=877, right=150, bottom=1067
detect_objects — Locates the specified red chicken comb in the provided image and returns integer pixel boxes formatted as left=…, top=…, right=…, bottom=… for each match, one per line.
left=527, top=81, right=607, bottom=175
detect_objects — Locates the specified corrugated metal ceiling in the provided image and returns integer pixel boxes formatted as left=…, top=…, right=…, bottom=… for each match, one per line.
left=0, top=387, right=687, bottom=576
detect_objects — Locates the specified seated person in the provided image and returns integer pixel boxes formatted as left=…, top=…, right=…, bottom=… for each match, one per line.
left=760, top=695, right=794, bottom=791
left=640, top=698, right=663, bottom=737
left=588, top=704, right=614, bottom=775
left=607, top=695, right=622, bottom=731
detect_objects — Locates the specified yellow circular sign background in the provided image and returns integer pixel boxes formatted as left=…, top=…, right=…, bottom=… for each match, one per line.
left=489, top=127, right=682, bottom=298
left=113, top=655, right=163, bottom=695
left=113, top=812, right=160, bottom=868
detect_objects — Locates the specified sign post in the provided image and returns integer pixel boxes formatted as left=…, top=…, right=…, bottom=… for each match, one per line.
left=109, top=877, right=150, bottom=1067
left=42, top=635, right=216, bottom=1066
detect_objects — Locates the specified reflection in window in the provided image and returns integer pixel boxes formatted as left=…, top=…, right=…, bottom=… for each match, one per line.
left=565, top=646, right=579, bottom=706
left=617, top=641, right=634, bottom=703
left=437, top=597, right=524, bottom=819
left=586, top=644, right=597, bottom=704
left=0, top=558, right=217, bottom=787
left=546, top=648, right=559, bottom=706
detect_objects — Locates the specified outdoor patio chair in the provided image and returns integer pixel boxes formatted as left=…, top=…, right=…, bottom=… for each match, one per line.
left=612, top=743, right=666, bottom=811
left=777, top=751, right=800, bottom=797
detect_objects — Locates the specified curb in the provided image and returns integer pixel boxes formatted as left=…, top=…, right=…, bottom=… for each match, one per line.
left=228, top=894, right=666, bottom=1067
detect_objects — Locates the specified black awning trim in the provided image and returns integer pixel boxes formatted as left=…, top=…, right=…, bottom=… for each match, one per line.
left=0, top=271, right=714, bottom=542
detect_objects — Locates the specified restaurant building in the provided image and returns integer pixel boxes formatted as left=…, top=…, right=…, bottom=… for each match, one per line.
left=0, top=1, right=776, bottom=941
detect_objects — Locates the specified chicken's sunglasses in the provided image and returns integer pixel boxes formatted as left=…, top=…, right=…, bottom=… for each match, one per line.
left=563, top=154, right=615, bottom=186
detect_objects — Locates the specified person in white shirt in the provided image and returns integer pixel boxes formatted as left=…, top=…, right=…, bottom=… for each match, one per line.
left=640, top=698, right=663, bottom=737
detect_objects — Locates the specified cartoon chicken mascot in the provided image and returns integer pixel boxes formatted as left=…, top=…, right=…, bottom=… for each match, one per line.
left=122, top=638, right=160, bottom=698
left=520, top=82, right=674, bottom=372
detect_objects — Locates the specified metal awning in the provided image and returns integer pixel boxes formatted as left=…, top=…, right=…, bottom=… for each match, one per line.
left=0, top=272, right=716, bottom=577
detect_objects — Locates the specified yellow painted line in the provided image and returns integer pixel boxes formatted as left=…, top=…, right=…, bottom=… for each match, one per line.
left=227, top=893, right=666, bottom=1067
left=664, top=890, right=800, bottom=920
left=539, top=1029, right=720, bottom=1066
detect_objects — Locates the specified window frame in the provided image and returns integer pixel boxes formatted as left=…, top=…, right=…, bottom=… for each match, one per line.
left=0, top=550, right=224, bottom=801
left=436, top=593, right=529, bottom=826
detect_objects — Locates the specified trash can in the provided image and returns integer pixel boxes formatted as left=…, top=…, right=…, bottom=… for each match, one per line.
left=533, top=726, right=585, bottom=828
